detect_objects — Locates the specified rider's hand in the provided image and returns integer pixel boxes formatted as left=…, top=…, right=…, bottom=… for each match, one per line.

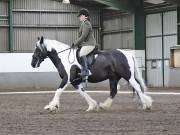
left=71, top=43, right=75, bottom=48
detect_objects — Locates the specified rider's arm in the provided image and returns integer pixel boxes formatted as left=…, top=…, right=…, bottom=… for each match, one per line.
left=74, top=22, right=90, bottom=47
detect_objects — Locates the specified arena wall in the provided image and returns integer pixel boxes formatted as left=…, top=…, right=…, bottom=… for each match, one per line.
left=0, top=51, right=144, bottom=90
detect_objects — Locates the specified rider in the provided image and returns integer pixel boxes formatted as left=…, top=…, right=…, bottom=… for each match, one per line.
left=72, top=8, right=96, bottom=80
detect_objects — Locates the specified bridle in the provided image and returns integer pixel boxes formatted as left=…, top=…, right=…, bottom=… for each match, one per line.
left=32, top=44, right=48, bottom=63
left=36, top=44, right=76, bottom=64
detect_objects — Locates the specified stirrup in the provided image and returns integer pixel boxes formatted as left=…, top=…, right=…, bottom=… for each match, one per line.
left=82, top=76, right=88, bottom=82
left=82, top=77, right=88, bottom=89
left=78, top=70, right=91, bottom=77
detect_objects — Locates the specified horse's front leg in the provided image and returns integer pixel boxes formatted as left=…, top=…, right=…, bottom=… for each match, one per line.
left=76, top=84, right=99, bottom=112
left=99, top=79, right=118, bottom=110
left=44, top=76, right=69, bottom=112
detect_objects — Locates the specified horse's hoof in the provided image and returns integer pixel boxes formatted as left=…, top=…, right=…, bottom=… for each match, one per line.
left=99, top=102, right=103, bottom=109
left=99, top=102, right=109, bottom=110
left=99, top=105, right=105, bottom=110
left=86, top=105, right=96, bottom=112
left=142, top=104, right=152, bottom=111
left=146, top=107, right=151, bottom=110
left=86, top=102, right=98, bottom=112
left=145, top=105, right=152, bottom=111
left=44, top=105, right=50, bottom=110
left=44, top=104, right=59, bottom=112
left=96, top=103, right=100, bottom=112
left=86, top=108, right=93, bottom=112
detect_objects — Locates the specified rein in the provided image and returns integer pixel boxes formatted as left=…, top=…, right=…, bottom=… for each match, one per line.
left=57, top=47, right=72, bottom=54
left=57, top=47, right=76, bottom=64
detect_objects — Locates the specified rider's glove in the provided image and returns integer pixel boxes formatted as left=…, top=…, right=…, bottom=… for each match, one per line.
left=71, top=43, right=75, bottom=48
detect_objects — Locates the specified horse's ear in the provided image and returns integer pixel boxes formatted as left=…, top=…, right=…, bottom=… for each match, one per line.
left=37, top=37, right=40, bottom=41
left=40, top=36, right=44, bottom=44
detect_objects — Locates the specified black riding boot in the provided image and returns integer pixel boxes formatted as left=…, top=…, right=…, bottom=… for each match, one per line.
left=80, top=56, right=90, bottom=78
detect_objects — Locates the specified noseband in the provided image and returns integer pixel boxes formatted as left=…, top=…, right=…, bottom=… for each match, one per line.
left=32, top=54, right=46, bottom=62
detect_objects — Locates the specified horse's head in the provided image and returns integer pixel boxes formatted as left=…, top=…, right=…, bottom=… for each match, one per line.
left=31, top=36, right=48, bottom=68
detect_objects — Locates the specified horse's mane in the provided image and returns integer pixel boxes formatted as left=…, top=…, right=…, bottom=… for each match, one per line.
left=44, top=39, right=70, bottom=52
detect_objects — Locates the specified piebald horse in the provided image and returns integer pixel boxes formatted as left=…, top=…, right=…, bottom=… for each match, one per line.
left=31, top=37, right=152, bottom=112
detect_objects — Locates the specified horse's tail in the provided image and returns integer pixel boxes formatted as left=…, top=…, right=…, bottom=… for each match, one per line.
left=132, top=55, right=147, bottom=93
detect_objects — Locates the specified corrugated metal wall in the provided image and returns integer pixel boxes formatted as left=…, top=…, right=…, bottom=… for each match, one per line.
left=0, top=0, right=9, bottom=51
left=13, top=27, right=80, bottom=51
left=1, top=0, right=100, bottom=52
left=146, top=11, right=177, bottom=87
left=102, top=11, right=134, bottom=49
left=146, top=13, right=163, bottom=87
left=0, top=1, right=8, bottom=15
left=163, top=11, right=177, bottom=87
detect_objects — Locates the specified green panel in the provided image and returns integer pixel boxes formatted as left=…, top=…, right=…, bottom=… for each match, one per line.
left=178, top=25, right=180, bottom=45
left=178, top=6, right=180, bottom=45
left=134, top=1, right=145, bottom=50
left=8, top=0, right=13, bottom=52
left=178, top=7, right=180, bottom=23
left=135, top=9, right=145, bottom=50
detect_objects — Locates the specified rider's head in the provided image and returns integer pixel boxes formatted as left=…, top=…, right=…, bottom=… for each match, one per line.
left=77, top=8, right=89, bottom=22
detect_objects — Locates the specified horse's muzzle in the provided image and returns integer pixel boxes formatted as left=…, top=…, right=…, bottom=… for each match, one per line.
left=31, top=58, right=39, bottom=68
left=31, top=62, right=36, bottom=68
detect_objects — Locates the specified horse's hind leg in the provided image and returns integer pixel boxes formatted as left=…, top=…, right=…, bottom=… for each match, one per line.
left=76, top=84, right=98, bottom=112
left=129, top=77, right=152, bottom=110
left=99, top=79, right=118, bottom=110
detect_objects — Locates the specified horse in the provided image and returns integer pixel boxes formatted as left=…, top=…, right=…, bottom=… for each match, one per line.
left=31, top=36, right=153, bottom=112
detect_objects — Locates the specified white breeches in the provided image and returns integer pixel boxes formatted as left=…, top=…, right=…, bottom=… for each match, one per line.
left=80, top=46, right=95, bottom=57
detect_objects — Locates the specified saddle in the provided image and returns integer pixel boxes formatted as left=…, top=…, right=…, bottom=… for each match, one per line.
left=76, top=46, right=99, bottom=69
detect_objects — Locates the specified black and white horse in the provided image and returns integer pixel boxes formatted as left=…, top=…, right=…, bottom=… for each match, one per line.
left=31, top=37, right=152, bottom=112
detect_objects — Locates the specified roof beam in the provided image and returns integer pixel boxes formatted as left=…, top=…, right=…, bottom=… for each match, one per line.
left=164, top=0, right=180, bottom=5
left=93, top=0, right=135, bottom=13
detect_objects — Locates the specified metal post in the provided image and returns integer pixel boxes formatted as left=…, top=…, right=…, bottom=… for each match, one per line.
left=161, top=13, right=165, bottom=87
left=134, top=0, right=147, bottom=84
left=8, top=0, right=13, bottom=52
left=178, top=6, right=180, bottom=45
left=134, top=0, right=145, bottom=50
left=99, top=9, right=103, bottom=50
left=144, top=15, right=148, bottom=84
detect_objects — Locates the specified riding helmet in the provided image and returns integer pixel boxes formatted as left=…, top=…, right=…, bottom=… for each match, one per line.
left=77, top=8, right=90, bottom=17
